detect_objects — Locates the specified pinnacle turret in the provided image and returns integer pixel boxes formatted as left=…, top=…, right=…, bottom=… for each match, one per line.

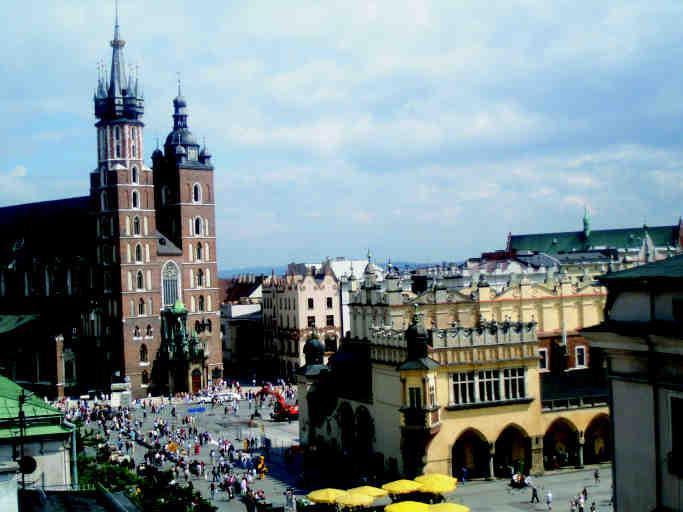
left=94, top=3, right=144, bottom=122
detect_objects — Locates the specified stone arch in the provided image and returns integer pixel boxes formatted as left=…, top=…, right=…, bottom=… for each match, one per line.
left=452, top=428, right=490, bottom=479
left=584, top=413, right=611, bottom=464
left=494, top=423, right=531, bottom=477
left=544, top=417, right=579, bottom=470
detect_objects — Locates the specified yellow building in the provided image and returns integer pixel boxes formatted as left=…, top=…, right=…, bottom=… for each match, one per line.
left=299, top=300, right=610, bottom=480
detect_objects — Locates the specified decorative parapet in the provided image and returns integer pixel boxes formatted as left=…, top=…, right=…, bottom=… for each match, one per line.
left=430, top=320, right=537, bottom=349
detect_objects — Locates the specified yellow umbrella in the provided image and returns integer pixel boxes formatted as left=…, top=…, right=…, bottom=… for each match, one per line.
left=382, top=480, right=424, bottom=495
left=336, top=493, right=376, bottom=508
left=308, top=488, right=348, bottom=504
left=414, top=474, right=457, bottom=494
left=429, top=503, right=470, bottom=512
left=348, top=486, right=389, bottom=498
left=385, top=501, right=430, bottom=512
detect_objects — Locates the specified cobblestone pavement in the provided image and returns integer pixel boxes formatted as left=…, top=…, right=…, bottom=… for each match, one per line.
left=91, top=395, right=301, bottom=512
left=453, top=465, right=613, bottom=512
left=93, top=397, right=613, bottom=512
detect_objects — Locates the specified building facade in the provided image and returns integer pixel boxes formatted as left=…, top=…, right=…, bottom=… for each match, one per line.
left=298, top=307, right=609, bottom=481
left=262, top=268, right=341, bottom=380
left=584, top=255, right=683, bottom=512
left=220, top=275, right=263, bottom=377
left=0, top=15, right=222, bottom=398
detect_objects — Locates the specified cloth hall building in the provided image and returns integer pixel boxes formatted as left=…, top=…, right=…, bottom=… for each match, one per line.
left=0, top=17, right=222, bottom=398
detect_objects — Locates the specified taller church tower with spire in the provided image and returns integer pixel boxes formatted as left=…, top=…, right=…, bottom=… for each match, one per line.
left=88, top=10, right=222, bottom=397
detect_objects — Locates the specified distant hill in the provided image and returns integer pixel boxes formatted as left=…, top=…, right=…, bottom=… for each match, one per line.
left=219, top=260, right=448, bottom=279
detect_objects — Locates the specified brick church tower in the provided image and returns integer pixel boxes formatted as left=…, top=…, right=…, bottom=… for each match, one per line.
left=88, top=12, right=222, bottom=397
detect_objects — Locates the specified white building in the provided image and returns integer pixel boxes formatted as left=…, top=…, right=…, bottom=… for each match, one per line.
left=584, top=254, right=683, bottom=511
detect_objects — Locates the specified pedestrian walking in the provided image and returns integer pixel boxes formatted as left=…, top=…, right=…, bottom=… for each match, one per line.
left=210, top=482, right=216, bottom=500
left=594, top=468, right=600, bottom=485
left=545, top=490, right=553, bottom=510
left=530, top=486, right=540, bottom=503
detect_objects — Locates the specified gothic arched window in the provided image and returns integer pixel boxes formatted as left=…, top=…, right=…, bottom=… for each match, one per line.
left=133, top=325, right=140, bottom=338
left=146, top=324, right=153, bottom=337
left=162, top=262, right=180, bottom=307
left=197, top=269, right=204, bottom=287
left=193, top=184, right=201, bottom=203
left=138, top=298, right=145, bottom=316
left=114, top=126, right=121, bottom=158
left=140, top=344, right=148, bottom=362
left=132, top=166, right=138, bottom=184
left=133, top=216, right=141, bottom=235
left=206, top=319, right=212, bottom=332
left=194, top=217, right=202, bottom=235
left=136, top=271, right=144, bottom=290
left=198, top=295, right=205, bottom=312
left=131, top=127, right=138, bottom=158
left=141, top=370, right=149, bottom=384
left=132, top=190, right=139, bottom=209
left=196, top=243, right=203, bottom=261
left=135, top=244, right=142, bottom=262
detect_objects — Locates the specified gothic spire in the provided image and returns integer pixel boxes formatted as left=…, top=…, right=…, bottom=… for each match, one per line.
left=95, top=1, right=143, bottom=121
left=109, top=0, right=126, bottom=98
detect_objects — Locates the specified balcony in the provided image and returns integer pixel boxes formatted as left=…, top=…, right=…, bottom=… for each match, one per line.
left=400, top=405, right=441, bottom=434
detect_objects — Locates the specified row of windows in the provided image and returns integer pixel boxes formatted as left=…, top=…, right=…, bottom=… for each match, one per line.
left=98, top=125, right=141, bottom=162
left=188, top=242, right=211, bottom=262
left=133, top=325, right=154, bottom=338
left=190, top=268, right=212, bottom=288
left=538, top=346, right=587, bottom=371
left=191, top=217, right=210, bottom=236
left=264, top=296, right=335, bottom=311
left=307, top=315, right=335, bottom=328
left=451, top=368, right=526, bottom=406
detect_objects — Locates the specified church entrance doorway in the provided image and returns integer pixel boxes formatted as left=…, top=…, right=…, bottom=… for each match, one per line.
left=191, top=369, right=202, bottom=394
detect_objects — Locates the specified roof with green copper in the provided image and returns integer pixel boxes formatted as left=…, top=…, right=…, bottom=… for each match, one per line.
left=0, top=375, right=62, bottom=421
left=0, top=424, right=71, bottom=439
left=600, top=254, right=683, bottom=282
left=0, top=314, right=38, bottom=335
left=509, top=224, right=679, bottom=254
left=172, top=299, right=187, bottom=313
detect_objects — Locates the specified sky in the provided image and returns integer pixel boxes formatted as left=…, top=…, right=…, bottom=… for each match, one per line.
left=1, top=1, right=682, bottom=269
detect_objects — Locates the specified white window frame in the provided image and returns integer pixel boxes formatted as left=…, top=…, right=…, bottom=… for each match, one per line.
left=503, top=368, right=526, bottom=400
left=575, top=345, right=587, bottom=368
left=451, top=371, right=476, bottom=405
left=538, top=348, right=549, bottom=372
left=192, top=183, right=202, bottom=203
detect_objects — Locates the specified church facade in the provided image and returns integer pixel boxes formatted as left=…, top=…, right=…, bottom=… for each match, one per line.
left=0, top=16, right=222, bottom=398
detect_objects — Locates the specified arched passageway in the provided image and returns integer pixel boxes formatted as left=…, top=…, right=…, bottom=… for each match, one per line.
left=494, top=425, right=531, bottom=477
left=584, top=414, right=611, bottom=464
left=544, top=418, right=578, bottom=469
left=452, top=429, right=490, bottom=479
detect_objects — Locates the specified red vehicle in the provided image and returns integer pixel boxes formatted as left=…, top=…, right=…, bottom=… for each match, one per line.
left=257, top=385, right=299, bottom=421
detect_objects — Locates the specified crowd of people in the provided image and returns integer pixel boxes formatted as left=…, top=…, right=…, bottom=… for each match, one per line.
left=50, top=380, right=299, bottom=508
